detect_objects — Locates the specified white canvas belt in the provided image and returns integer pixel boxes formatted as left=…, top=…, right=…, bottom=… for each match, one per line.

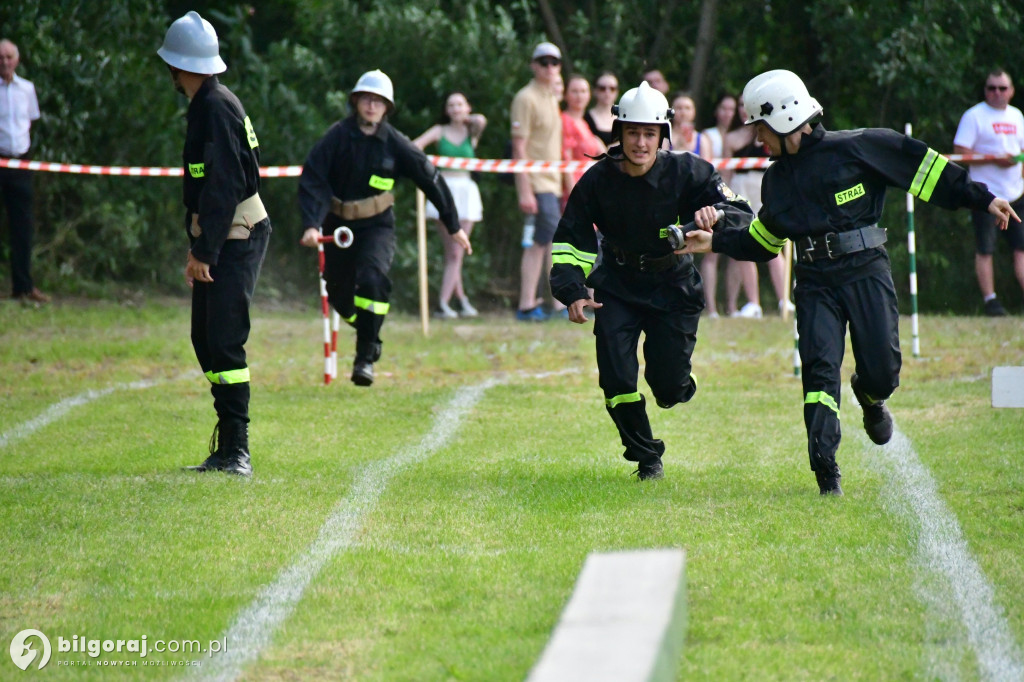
left=190, top=193, right=267, bottom=240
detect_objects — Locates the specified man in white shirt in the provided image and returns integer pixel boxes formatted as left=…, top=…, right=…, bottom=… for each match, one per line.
left=954, top=69, right=1024, bottom=316
left=0, top=38, right=47, bottom=304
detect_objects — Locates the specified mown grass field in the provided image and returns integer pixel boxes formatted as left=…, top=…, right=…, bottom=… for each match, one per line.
left=1, top=299, right=1022, bottom=681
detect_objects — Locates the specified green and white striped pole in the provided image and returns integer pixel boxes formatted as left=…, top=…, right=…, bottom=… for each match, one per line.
left=905, top=123, right=921, bottom=358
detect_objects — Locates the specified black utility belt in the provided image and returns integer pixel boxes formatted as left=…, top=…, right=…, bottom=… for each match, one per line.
left=607, top=243, right=685, bottom=274
left=797, top=225, right=886, bottom=263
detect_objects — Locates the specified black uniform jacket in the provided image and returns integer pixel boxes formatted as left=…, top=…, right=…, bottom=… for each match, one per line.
left=182, top=76, right=263, bottom=266
left=713, top=124, right=996, bottom=280
left=298, top=117, right=459, bottom=234
left=550, top=147, right=754, bottom=306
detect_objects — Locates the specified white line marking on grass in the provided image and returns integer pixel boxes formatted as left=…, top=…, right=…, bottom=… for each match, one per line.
left=185, top=377, right=504, bottom=682
left=0, top=376, right=184, bottom=449
left=866, top=426, right=1024, bottom=682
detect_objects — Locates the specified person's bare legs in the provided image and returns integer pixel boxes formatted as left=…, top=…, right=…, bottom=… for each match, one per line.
left=701, top=252, right=720, bottom=316
left=519, top=243, right=547, bottom=311
left=976, top=253, right=996, bottom=298
left=726, top=259, right=759, bottom=314
left=768, top=253, right=792, bottom=311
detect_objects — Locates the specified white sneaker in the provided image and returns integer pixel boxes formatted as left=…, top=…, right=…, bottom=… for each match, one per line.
left=732, top=302, right=763, bottom=319
left=779, top=299, right=795, bottom=314
left=459, top=297, right=478, bottom=317
left=434, top=302, right=458, bottom=319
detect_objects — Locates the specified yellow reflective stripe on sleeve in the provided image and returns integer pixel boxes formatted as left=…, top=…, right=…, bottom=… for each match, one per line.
left=805, top=390, right=839, bottom=416
left=749, top=218, right=786, bottom=254
left=368, top=175, right=395, bottom=191
left=205, top=368, right=251, bottom=384
left=918, top=153, right=947, bottom=202
left=909, top=148, right=948, bottom=202
left=188, top=163, right=205, bottom=178
left=354, top=295, right=390, bottom=315
left=605, top=392, right=642, bottom=408
left=344, top=313, right=357, bottom=324
left=552, top=242, right=597, bottom=277
left=244, top=116, right=259, bottom=149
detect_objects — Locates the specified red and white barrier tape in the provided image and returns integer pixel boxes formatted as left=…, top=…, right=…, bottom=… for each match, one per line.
left=0, top=153, right=1014, bottom=176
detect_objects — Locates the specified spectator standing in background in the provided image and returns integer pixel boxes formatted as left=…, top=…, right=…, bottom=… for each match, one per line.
left=0, top=38, right=48, bottom=305
left=702, top=93, right=736, bottom=160
left=953, top=69, right=1024, bottom=316
left=642, top=68, right=670, bottom=95
left=585, top=71, right=618, bottom=147
left=510, top=41, right=563, bottom=322
left=561, top=74, right=606, bottom=202
left=723, top=95, right=793, bottom=317
left=669, top=92, right=712, bottom=161
left=699, top=93, right=738, bottom=317
left=414, top=91, right=487, bottom=319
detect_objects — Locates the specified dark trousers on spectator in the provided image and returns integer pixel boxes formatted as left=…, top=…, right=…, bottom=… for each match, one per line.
left=0, top=166, right=36, bottom=296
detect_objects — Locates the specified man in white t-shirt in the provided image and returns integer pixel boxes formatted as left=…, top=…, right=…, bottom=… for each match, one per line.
left=954, top=69, right=1024, bottom=316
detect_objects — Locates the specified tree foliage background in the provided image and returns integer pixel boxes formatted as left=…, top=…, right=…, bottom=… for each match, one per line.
left=1, top=0, right=1022, bottom=312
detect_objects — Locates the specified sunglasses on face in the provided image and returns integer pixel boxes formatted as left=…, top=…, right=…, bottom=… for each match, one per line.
left=987, top=85, right=1010, bottom=92
left=535, top=57, right=560, bottom=68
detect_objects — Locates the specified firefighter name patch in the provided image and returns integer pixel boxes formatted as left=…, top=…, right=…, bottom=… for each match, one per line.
left=835, top=183, right=866, bottom=206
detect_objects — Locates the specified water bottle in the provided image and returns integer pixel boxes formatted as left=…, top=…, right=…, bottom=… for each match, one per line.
left=521, top=214, right=536, bottom=248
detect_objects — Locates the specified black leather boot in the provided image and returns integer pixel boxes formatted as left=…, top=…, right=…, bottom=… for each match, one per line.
left=218, top=421, right=252, bottom=477
left=851, top=374, right=893, bottom=445
left=184, top=423, right=228, bottom=472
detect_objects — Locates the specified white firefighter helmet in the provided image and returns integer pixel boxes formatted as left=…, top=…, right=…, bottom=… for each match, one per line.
left=157, top=11, right=227, bottom=75
left=741, top=69, right=822, bottom=135
left=611, top=80, right=674, bottom=142
left=351, top=69, right=395, bottom=113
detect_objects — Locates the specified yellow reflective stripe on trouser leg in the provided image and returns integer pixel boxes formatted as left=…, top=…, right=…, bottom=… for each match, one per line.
left=354, top=296, right=390, bottom=315
left=205, top=368, right=251, bottom=384
left=805, top=390, right=839, bottom=417
left=605, top=392, right=642, bottom=408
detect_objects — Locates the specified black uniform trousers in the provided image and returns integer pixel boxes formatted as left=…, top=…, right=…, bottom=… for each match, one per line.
left=191, top=221, right=270, bottom=426
left=794, top=263, right=901, bottom=476
left=322, top=222, right=395, bottom=364
left=593, top=270, right=702, bottom=466
left=0, top=166, right=36, bottom=296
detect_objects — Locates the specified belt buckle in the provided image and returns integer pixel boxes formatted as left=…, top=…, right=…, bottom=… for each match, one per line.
left=823, top=232, right=838, bottom=259
left=801, top=236, right=816, bottom=263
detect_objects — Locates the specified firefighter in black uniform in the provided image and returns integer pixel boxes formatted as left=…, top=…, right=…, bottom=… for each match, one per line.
left=159, top=12, right=271, bottom=477
left=550, top=81, right=754, bottom=480
left=681, top=70, right=1019, bottom=495
left=299, top=70, right=470, bottom=386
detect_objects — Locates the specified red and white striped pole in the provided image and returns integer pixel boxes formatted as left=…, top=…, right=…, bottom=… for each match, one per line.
left=316, top=226, right=354, bottom=385
left=317, top=232, right=333, bottom=385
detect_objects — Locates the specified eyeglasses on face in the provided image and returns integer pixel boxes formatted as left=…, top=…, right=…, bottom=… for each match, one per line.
left=535, top=57, right=561, bottom=68
left=987, top=85, right=1010, bottom=92
left=596, top=84, right=617, bottom=91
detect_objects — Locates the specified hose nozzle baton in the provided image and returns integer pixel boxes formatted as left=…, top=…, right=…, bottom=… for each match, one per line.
left=665, top=209, right=725, bottom=250
left=316, top=225, right=354, bottom=248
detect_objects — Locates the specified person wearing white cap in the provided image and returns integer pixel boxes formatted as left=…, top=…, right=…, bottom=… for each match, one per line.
left=159, top=11, right=272, bottom=477
left=680, top=69, right=1020, bottom=496
left=510, top=41, right=563, bottom=321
